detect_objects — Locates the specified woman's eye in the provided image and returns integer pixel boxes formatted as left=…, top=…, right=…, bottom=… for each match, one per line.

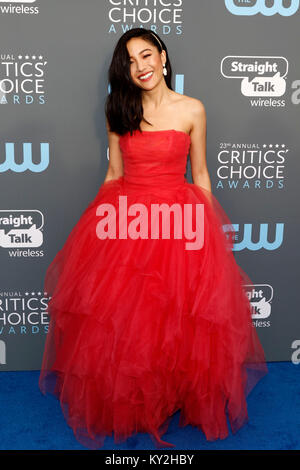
left=129, top=54, right=151, bottom=64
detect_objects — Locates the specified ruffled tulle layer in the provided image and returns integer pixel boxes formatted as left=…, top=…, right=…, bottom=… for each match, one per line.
left=39, top=176, right=268, bottom=449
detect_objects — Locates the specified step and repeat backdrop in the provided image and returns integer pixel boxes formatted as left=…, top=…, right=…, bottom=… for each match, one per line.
left=0, top=0, right=299, bottom=370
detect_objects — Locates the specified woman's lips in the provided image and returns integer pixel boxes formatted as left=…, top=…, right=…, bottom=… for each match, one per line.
left=138, top=71, right=153, bottom=82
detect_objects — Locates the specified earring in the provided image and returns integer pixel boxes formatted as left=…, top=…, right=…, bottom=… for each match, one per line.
left=163, top=64, right=167, bottom=76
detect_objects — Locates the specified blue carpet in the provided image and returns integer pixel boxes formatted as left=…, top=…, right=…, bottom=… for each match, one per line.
left=0, top=362, right=299, bottom=450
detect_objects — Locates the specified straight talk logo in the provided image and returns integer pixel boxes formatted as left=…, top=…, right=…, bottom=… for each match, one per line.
left=220, top=55, right=289, bottom=107
left=0, top=0, right=39, bottom=15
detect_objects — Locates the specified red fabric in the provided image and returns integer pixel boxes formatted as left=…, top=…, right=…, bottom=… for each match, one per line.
left=39, top=129, right=268, bottom=449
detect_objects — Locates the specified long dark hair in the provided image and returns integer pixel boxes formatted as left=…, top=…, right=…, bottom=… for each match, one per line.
left=105, top=28, right=173, bottom=136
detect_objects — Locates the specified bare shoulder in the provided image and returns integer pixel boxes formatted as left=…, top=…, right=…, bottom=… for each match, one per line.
left=182, top=95, right=206, bottom=118
left=172, top=92, right=205, bottom=111
left=171, top=92, right=206, bottom=132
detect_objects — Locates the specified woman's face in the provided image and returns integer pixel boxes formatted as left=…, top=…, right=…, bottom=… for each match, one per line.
left=126, top=37, right=166, bottom=89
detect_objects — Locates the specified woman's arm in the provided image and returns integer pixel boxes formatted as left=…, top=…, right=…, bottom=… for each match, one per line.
left=189, top=100, right=211, bottom=192
left=189, top=100, right=213, bottom=205
left=104, top=119, right=124, bottom=183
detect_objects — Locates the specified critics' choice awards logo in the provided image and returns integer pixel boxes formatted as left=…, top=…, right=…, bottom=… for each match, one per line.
left=216, top=142, right=288, bottom=190
left=223, top=222, right=284, bottom=251
left=0, top=290, right=49, bottom=336
left=0, top=141, right=49, bottom=172
left=220, top=56, right=292, bottom=107
left=0, top=0, right=39, bottom=15
left=0, top=54, right=47, bottom=104
left=107, top=0, right=184, bottom=35
left=0, top=210, right=44, bottom=257
left=244, top=284, right=273, bottom=328
left=224, top=0, right=299, bottom=16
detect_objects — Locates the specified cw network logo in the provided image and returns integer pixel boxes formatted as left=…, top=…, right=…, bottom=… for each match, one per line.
left=224, top=222, right=284, bottom=251
left=0, top=142, right=49, bottom=173
left=225, top=0, right=299, bottom=16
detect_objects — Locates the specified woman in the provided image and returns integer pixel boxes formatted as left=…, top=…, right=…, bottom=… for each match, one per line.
left=39, top=28, right=268, bottom=449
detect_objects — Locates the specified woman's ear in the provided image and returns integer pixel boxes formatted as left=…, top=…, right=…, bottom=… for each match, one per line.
left=161, top=50, right=167, bottom=66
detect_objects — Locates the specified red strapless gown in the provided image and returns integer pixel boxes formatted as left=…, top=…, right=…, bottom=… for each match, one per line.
left=39, top=129, right=268, bottom=449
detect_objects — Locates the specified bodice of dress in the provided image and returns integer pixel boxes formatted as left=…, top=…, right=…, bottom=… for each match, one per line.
left=119, top=129, right=191, bottom=188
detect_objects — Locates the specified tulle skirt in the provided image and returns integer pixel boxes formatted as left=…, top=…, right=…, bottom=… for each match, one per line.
left=39, top=176, right=268, bottom=449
